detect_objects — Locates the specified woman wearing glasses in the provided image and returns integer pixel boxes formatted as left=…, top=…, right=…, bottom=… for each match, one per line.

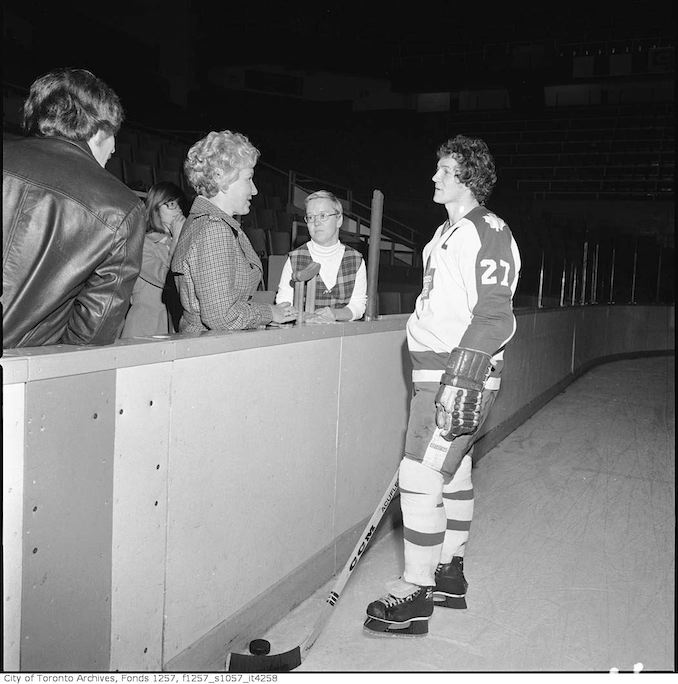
left=275, top=190, right=367, bottom=322
left=121, top=181, right=187, bottom=337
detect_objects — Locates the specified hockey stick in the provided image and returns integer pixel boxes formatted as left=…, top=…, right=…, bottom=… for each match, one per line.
left=292, top=261, right=321, bottom=325
left=226, top=467, right=400, bottom=672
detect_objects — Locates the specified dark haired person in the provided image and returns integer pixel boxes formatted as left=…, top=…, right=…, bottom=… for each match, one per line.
left=2, top=68, right=144, bottom=348
left=121, top=182, right=187, bottom=337
left=364, top=135, right=521, bottom=637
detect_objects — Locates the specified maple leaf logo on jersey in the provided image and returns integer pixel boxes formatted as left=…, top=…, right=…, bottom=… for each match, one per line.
left=483, top=213, right=506, bottom=232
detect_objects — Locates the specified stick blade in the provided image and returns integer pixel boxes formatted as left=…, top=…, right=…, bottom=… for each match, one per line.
left=227, top=646, right=302, bottom=672
left=291, top=261, right=321, bottom=282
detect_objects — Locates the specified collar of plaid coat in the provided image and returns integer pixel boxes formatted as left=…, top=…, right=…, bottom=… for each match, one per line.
left=189, top=196, right=242, bottom=236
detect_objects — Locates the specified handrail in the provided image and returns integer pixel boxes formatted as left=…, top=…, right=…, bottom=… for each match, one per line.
left=350, top=198, right=415, bottom=232
left=292, top=178, right=418, bottom=256
left=349, top=198, right=418, bottom=251
left=289, top=167, right=420, bottom=253
left=257, top=159, right=291, bottom=180
left=289, top=168, right=352, bottom=193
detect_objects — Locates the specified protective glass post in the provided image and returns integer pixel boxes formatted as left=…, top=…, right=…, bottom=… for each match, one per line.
left=537, top=250, right=545, bottom=308
left=559, top=259, right=567, bottom=307
left=591, top=243, right=599, bottom=304
left=630, top=239, right=638, bottom=304
left=608, top=245, right=616, bottom=304
left=655, top=246, right=662, bottom=303
left=580, top=240, right=588, bottom=305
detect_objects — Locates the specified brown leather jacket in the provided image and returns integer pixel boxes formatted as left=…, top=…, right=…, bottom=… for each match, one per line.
left=2, top=136, right=145, bottom=348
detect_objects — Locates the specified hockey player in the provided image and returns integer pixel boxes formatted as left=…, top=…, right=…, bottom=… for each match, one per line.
left=364, top=135, right=521, bottom=637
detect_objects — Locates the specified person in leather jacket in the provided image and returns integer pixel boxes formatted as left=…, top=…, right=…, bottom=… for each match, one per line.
left=2, top=68, right=145, bottom=348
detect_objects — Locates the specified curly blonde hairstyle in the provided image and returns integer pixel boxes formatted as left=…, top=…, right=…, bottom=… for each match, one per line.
left=184, top=130, right=260, bottom=198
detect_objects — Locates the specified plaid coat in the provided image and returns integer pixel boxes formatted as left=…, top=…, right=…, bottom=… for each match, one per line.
left=170, top=197, right=272, bottom=332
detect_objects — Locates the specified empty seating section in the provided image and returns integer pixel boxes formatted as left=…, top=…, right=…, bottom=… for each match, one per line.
left=122, top=160, right=154, bottom=192
left=105, top=127, right=194, bottom=194
left=8, top=109, right=301, bottom=266
left=470, top=103, right=674, bottom=200
left=101, top=127, right=298, bottom=246
left=155, top=167, right=184, bottom=187
left=269, top=231, right=291, bottom=255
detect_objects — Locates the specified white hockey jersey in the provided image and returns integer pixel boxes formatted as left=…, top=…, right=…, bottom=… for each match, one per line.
left=406, top=205, right=521, bottom=385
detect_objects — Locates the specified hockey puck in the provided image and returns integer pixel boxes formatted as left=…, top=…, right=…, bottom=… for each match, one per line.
left=249, top=639, right=271, bottom=656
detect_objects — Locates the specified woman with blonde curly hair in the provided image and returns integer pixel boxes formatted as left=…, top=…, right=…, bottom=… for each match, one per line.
left=170, top=130, right=297, bottom=332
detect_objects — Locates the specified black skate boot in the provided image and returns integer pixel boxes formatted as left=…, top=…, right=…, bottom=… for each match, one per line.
left=433, top=556, right=468, bottom=609
left=363, top=582, right=434, bottom=637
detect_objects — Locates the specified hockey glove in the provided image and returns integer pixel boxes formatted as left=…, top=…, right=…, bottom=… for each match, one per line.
left=435, top=347, right=492, bottom=441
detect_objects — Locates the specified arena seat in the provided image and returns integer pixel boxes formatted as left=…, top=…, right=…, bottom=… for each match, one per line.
left=114, top=141, right=134, bottom=162
left=116, top=128, right=138, bottom=151
left=161, top=149, right=187, bottom=171
left=254, top=207, right=277, bottom=232
left=266, top=195, right=284, bottom=210
left=123, top=160, right=155, bottom=191
left=155, top=168, right=184, bottom=187
left=135, top=147, right=160, bottom=167
left=274, top=210, right=294, bottom=234
left=267, top=254, right=287, bottom=291
left=269, top=231, right=291, bottom=255
left=378, top=291, right=402, bottom=315
left=106, top=156, right=125, bottom=183
left=243, top=227, right=268, bottom=259
left=400, top=290, right=419, bottom=313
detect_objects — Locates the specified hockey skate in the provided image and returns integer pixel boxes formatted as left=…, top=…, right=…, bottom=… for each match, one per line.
left=433, top=556, right=468, bottom=609
left=363, top=580, right=434, bottom=637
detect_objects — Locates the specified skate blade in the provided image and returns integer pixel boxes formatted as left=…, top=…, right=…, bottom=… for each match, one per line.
left=363, top=617, right=429, bottom=638
left=433, top=593, right=467, bottom=609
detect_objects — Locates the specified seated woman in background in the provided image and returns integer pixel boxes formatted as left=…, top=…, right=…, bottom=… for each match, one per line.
left=275, top=190, right=367, bottom=323
left=121, top=181, right=187, bottom=337
left=171, top=130, right=296, bottom=332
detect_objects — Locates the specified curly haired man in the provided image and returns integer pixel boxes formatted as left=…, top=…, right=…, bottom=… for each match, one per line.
left=364, top=135, right=521, bottom=637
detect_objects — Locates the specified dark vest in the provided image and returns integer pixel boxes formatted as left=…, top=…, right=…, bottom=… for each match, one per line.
left=289, top=243, right=363, bottom=308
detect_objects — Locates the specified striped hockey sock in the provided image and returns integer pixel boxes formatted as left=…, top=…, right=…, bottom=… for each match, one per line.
left=399, top=458, right=445, bottom=587
left=440, top=454, right=474, bottom=562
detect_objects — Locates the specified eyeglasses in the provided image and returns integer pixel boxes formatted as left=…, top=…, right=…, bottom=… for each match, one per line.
left=161, top=199, right=179, bottom=210
left=304, top=211, right=340, bottom=225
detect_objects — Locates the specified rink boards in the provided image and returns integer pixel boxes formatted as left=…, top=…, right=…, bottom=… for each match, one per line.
left=2, top=304, right=673, bottom=671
